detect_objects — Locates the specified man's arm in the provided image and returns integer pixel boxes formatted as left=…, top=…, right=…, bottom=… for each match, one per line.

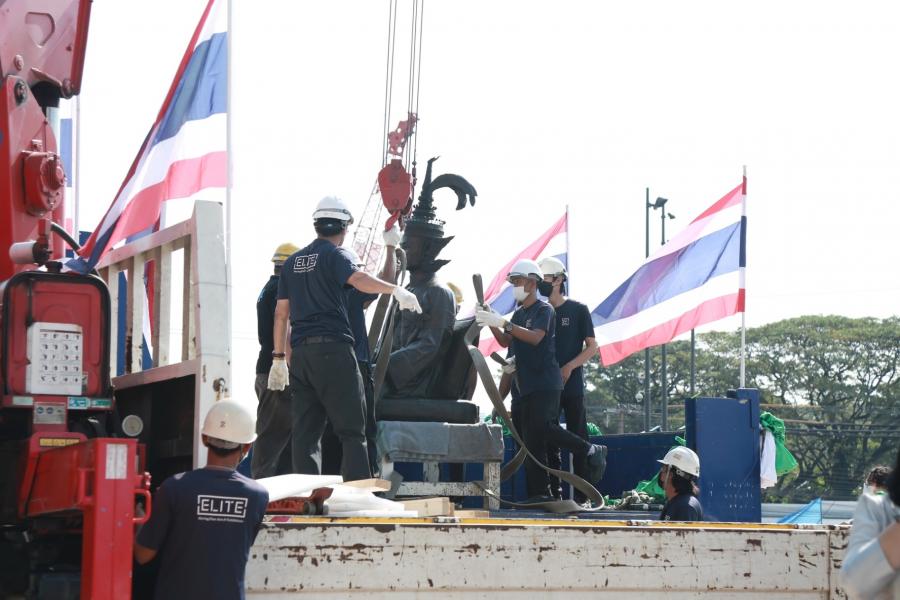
left=562, top=336, right=598, bottom=382
left=134, top=544, right=157, bottom=565
left=347, top=270, right=397, bottom=295
left=273, top=299, right=290, bottom=355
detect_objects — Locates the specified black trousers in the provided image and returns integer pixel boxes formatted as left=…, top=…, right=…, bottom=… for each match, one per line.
left=322, top=361, right=377, bottom=475
left=546, top=393, right=590, bottom=500
left=289, top=342, right=371, bottom=481
left=250, top=373, right=293, bottom=478
left=520, top=389, right=591, bottom=499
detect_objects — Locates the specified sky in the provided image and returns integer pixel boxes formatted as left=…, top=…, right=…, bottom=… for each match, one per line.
left=74, top=1, right=900, bottom=405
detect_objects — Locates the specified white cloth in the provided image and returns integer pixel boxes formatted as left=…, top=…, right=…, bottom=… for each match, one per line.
left=840, top=493, right=900, bottom=599
left=760, top=430, right=777, bottom=489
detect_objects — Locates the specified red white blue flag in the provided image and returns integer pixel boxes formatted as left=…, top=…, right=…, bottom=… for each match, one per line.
left=67, top=0, right=227, bottom=273
left=592, top=179, right=747, bottom=366
left=478, top=213, right=568, bottom=356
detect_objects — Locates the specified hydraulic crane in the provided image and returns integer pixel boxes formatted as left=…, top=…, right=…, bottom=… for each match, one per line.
left=0, top=2, right=150, bottom=598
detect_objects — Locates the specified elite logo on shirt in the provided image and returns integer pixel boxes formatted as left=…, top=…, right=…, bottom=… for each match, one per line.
left=561, top=317, right=570, bottom=327
left=196, top=495, right=249, bottom=523
left=293, top=254, right=318, bottom=274
left=525, top=319, right=533, bottom=328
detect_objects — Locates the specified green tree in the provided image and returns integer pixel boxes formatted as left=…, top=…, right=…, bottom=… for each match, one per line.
left=584, top=315, right=900, bottom=501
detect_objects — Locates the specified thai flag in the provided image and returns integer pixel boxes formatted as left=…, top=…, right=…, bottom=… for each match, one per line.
left=478, top=213, right=568, bottom=356
left=66, top=0, right=227, bottom=274
left=592, top=179, right=747, bottom=366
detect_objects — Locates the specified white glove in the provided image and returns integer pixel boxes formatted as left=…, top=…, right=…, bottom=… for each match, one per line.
left=392, top=286, right=422, bottom=313
left=382, top=224, right=402, bottom=247
left=501, top=356, right=517, bottom=375
left=476, top=308, right=507, bottom=329
left=267, top=358, right=289, bottom=391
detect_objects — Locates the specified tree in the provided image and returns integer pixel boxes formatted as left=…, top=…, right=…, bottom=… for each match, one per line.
left=583, top=315, right=900, bottom=501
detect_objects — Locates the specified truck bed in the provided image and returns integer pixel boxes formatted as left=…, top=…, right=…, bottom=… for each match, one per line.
left=247, top=515, right=849, bottom=598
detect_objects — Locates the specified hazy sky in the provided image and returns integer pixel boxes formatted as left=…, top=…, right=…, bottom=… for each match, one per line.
left=75, top=1, right=900, bottom=403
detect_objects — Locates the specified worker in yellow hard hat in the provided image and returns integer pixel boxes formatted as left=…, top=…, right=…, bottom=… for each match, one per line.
left=250, top=242, right=299, bottom=478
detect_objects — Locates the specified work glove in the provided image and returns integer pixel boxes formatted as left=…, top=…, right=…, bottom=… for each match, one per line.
left=382, top=224, right=402, bottom=247
left=392, top=286, right=422, bottom=313
left=267, top=358, right=289, bottom=391
left=476, top=308, right=507, bottom=329
left=501, top=356, right=517, bottom=375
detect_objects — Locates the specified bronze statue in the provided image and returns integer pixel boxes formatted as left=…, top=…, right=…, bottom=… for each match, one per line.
left=378, top=158, right=480, bottom=422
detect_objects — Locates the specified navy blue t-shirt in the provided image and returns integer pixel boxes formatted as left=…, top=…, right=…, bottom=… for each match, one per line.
left=660, top=493, right=704, bottom=522
left=277, top=239, right=359, bottom=347
left=346, top=288, right=378, bottom=364
left=510, top=300, right=563, bottom=397
left=553, top=299, right=595, bottom=397
left=136, top=467, right=269, bottom=600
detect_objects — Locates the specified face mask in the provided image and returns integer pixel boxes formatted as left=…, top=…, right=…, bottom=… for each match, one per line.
left=537, top=281, right=554, bottom=297
left=512, top=286, right=528, bottom=302
left=863, top=484, right=873, bottom=496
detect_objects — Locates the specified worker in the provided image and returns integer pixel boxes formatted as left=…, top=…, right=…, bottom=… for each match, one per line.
left=657, top=446, right=704, bottom=522
left=477, top=259, right=606, bottom=500
left=538, top=256, right=601, bottom=502
left=321, top=226, right=400, bottom=475
left=841, top=447, right=900, bottom=599
left=864, top=465, right=891, bottom=496
left=267, top=196, right=421, bottom=481
left=134, top=399, right=269, bottom=600
left=251, top=243, right=299, bottom=479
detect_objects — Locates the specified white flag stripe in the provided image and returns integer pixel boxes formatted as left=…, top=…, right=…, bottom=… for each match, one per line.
left=648, top=202, right=742, bottom=262
left=594, top=269, right=743, bottom=344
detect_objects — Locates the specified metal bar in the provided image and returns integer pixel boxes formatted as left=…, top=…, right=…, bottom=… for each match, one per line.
left=690, top=328, right=696, bottom=395
left=643, top=188, right=651, bottom=431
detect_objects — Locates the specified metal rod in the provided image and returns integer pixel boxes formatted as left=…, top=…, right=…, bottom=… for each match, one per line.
left=690, top=328, right=696, bottom=395
left=740, top=165, right=747, bottom=388
left=660, top=198, right=668, bottom=430
left=643, top=188, right=651, bottom=431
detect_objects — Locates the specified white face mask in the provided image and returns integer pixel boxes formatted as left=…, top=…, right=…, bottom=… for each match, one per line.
left=863, top=483, right=873, bottom=496
left=512, top=286, right=528, bottom=302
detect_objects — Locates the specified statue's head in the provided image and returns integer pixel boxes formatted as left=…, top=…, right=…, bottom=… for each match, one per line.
left=401, top=157, right=477, bottom=275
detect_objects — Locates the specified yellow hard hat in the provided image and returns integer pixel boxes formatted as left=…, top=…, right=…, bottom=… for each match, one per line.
left=447, top=281, right=464, bottom=305
left=272, top=243, right=300, bottom=264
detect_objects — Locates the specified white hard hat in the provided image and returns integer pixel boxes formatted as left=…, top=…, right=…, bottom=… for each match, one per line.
left=201, top=399, right=258, bottom=447
left=657, top=446, right=700, bottom=478
left=312, top=196, right=354, bottom=224
left=507, top=259, right=543, bottom=281
left=538, top=256, right=567, bottom=279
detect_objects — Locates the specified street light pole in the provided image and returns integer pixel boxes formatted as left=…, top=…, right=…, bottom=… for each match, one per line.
left=643, top=188, right=651, bottom=431
left=660, top=205, right=668, bottom=431
left=654, top=198, right=674, bottom=431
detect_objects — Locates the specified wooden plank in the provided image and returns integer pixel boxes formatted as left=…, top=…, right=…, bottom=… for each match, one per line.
left=127, top=254, right=145, bottom=373
left=181, top=240, right=194, bottom=361
left=400, top=497, right=454, bottom=517
left=340, top=479, right=391, bottom=493
left=152, top=244, right=172, bottom=367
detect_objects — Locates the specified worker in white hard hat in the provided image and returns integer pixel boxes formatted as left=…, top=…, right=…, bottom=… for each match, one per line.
left=135, top=399, right=269, bottom=600
left=321, top=226, right=400, bottom=476
left=537, top=256, right=602, bottom=503
left=268, top=196, right=421, bottom=481
left=477, top=259, right=607, bottom=501
left=250, top=243, right=300, bottom=479
left=657, top=446, right=704, bottom=521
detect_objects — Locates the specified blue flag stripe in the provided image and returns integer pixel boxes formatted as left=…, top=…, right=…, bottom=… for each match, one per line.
left=592, top=222, right=742, bottom=325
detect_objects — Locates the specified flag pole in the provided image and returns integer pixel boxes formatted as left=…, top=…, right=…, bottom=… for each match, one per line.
left=224, top=0, right=234, bottom=397
left=739, top=165, right=747, bottom=388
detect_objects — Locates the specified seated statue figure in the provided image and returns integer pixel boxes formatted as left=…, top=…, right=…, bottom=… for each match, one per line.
left=378, top=158, right=479, bottom=423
